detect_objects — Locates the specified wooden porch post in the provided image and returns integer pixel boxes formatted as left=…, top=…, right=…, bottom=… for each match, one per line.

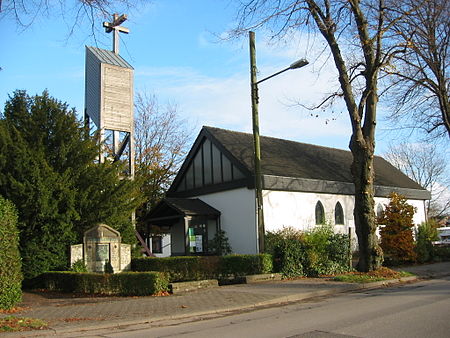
left=184, top=216, right=190, bottom=255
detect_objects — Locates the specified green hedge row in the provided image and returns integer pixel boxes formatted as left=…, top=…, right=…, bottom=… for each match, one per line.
left=34, top=271, right=169, bottom=296
left=0, top=196, right=23, bottom=310
left=131, top=254, right=273, bottom=282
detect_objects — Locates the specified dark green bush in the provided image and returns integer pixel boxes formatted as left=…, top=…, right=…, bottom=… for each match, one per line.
left=35, top=271, right=169, bottom=296
left=266, top=227, right=306, bottom=277
left=265, top=226, right=351, bottom=278
left=0, top=90, right=140, bottom=279
left=433, top=246, right=450, bottom=261
left=304, top=227, right=351, bottom=276
left=132, top=254, right=272, bottom=282
left=0, top=196, right=23, bottom=310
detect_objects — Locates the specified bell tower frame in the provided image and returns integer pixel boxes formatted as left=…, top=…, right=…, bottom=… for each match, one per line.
left=84, top=13, right=134, bottom=177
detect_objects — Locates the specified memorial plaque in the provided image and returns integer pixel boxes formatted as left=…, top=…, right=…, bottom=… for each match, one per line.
left=78, top=223, right=128, bottom=273
left=96, top=243, right=110, bottom=261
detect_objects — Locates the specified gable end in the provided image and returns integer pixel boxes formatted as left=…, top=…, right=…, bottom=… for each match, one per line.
left=168, top=128, right=253, bottom=196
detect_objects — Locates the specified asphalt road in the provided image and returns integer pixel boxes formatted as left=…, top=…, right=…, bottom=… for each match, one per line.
left=70, top=276, right=450, bottom=338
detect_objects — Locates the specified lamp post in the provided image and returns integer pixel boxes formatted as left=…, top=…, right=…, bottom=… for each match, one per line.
left=249, top=31, right=309, bottom=253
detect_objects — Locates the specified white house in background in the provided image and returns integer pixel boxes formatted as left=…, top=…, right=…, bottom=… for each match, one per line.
left=146, top=126, right=431, bottom=256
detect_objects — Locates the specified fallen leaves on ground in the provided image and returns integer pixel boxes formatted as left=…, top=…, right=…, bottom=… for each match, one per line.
left=332, top=267, right=412, bottom=283
left=0, top=306, right=30, bottom=314
left=153, top=291, right=171, bottom=297
left=63, top=317, right=105, bottom=322
left=0, top=316, right=47, bottom=332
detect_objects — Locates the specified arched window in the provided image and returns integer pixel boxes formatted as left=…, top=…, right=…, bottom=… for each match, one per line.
left=376, top=204, right=384, bottom=218
left=315, top=201, right=325, bottom=225
left=335, top=202, right=344, bottom=225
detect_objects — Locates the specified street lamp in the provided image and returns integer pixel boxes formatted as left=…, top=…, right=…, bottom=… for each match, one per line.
left=249, top=31, right=309, bottom=253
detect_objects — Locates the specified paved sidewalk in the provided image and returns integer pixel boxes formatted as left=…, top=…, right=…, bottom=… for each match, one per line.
left=3, top=262, right=450, bottom=337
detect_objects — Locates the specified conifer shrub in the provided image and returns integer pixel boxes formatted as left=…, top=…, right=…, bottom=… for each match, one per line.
left=415, top=220, right=439, bottom=263
left=208, top=230, right=233, bottom=255
left=0, top=91, right=141, bottom=279
left=378, top=193, right=417, bottom=266
left=0, top=196, right=23, bottom=310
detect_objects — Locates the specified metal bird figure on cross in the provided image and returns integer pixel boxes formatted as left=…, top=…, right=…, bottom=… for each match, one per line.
left=103, top=13, right=129, bottom=54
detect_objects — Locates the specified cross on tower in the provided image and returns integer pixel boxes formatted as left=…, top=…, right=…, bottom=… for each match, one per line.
left=103, top=13, right=129, bottom=54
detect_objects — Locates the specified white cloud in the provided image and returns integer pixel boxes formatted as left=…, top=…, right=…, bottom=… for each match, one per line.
left=135, top=32, right=353, bottom=150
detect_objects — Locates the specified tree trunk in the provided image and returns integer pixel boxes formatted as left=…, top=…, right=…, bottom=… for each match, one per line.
left=350, top=134, right=383, bottom=272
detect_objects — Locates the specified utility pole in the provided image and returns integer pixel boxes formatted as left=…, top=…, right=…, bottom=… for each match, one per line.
left=249, top=31, right=265, bottom=253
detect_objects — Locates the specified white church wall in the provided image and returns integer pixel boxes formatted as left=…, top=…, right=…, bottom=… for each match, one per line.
left=190, top=187, right=427, bottom=256
left=263, top=190, right=355, bottom=232
left=264, top=190, right=428, bottom=236
left=196, top=188, right=258, bottom=255
left=150, top=234, right=171, bottom=258
left=374, top=196, right=428, bottom=228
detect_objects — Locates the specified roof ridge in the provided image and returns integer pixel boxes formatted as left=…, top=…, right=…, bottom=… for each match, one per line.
left=201, top=125, right=427, bottom=194
left=203, top=125, right=353, bottom=154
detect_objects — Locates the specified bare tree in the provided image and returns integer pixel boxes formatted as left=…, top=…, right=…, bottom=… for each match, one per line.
left=230, top=0, right=427, bottom=271
left=0, top=0, right=135, bottom=31
left=385, top=143, right=450, bottom=217
left=134, top=92, right=192, bottom=231
left=385, top=0, right=450, bottom=140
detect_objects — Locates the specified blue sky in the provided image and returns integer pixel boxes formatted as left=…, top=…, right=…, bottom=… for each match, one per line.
left=0, top=1, right=439, bottom=155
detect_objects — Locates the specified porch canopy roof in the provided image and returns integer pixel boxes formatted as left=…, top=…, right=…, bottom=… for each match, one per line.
left=146, top=198, right=220, bottom=225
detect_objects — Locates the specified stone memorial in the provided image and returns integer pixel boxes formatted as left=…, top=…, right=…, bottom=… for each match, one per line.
left=70, top=223, right=131, bottom=273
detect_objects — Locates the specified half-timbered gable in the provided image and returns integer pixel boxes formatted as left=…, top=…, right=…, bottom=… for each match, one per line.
left=169, top=127, right=253, bottom=197
left=147, top=126, right=431, bottom=256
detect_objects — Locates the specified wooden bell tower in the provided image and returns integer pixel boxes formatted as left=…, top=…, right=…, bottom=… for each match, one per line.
left=84, top=14, right=134, bottom=177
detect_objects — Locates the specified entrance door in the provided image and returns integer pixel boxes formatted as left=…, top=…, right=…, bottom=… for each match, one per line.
left=188, top=223, right=207, bottom=254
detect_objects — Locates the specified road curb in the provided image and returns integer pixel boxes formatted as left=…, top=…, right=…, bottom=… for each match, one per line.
left=7, top=275, right=422, bottom=337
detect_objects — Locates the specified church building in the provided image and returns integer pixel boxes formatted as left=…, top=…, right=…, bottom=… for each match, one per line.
left=146, top=126, right=430, bottom=256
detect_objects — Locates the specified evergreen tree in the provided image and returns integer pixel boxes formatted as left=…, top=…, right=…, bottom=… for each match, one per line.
left=378, top=193, right=417, bottom=265
left=0, top=90, right=141, bottom=278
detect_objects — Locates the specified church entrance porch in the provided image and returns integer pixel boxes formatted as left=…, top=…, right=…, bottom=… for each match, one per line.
left=146, top=198, right=221, bottom=256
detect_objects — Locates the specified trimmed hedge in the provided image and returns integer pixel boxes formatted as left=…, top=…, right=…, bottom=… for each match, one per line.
left=0, top=196, right=23, bottom=310
left=35, top=271, right=169, bottom=296
left=220, top=254, right=272, bottom=277
left=132, top=254, right=273, bottom=282
left=132, top=256, right=219, bottom=282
